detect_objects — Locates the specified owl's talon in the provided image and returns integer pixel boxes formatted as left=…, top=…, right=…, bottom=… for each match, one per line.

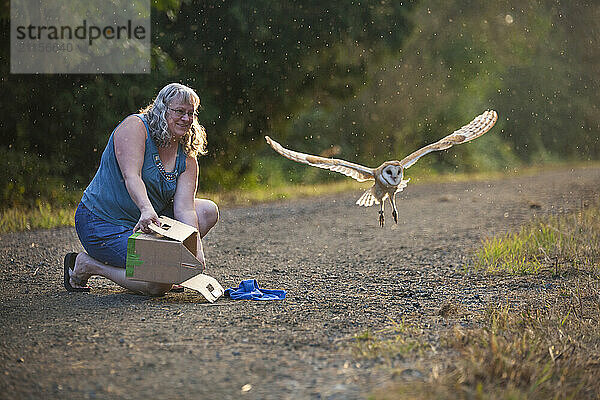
left=379, top=211, right=385, bottom=227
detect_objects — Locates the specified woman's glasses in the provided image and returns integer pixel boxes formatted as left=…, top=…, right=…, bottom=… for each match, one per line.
left=168, top=107, right=198, bottom=119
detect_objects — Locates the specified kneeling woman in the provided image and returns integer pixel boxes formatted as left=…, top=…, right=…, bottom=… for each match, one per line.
left=65, top=83, right=218, bottom=296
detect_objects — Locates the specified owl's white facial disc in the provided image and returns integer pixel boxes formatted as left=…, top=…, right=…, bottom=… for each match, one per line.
left=382, top=165, right=403, bottom=186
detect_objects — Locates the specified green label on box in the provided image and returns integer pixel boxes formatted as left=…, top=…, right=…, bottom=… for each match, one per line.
left=126, top=233, right=143, bottom=277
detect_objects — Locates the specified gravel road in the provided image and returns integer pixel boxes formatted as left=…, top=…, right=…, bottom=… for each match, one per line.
left=1, top=166, right=599, bottom=399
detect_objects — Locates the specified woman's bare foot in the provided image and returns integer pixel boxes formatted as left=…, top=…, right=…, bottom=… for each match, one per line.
left=69, top=253, right=94, bottom=289
left=67, top=252, right=172, bottom=296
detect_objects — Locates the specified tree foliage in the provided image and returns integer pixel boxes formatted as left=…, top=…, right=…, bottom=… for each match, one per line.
left=1, top=0, right=599, bottom=210
left=0, top=0, right=415, bottom=207
left=278, top=0, right=599, bottom=180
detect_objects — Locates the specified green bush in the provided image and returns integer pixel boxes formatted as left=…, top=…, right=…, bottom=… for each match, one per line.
left=0, top=147, right=79, bottom=209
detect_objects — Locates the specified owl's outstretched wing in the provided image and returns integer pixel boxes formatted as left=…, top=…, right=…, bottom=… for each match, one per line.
left=265, top=136, right=375, bottom=182
left=399, top=110, right=498, bottom=169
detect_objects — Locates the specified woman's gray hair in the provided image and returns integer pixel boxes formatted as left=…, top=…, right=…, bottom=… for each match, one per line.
left=139, top=83, right=207, bottom=158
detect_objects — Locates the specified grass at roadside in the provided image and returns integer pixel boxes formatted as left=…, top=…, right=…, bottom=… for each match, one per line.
left=0, top=181, right=368, bottom=233
left=0, top=203, right=77, bottom=233
left=1, top=162, right=597, bottom=234
left=356, top=200, right=600, bottom=399
left=472, top=200, right=600, bottom=275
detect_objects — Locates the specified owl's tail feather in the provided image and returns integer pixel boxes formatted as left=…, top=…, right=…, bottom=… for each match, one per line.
left=356, top=187, right=379, bottom=207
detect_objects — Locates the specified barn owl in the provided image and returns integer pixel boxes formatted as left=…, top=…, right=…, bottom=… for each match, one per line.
left=265, top=110, right=498, bottom=226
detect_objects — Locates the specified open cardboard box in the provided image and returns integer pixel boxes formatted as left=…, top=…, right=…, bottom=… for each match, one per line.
left=125, top=216, right=224, bottom=302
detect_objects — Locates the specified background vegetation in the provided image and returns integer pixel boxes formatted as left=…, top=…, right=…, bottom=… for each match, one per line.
left=0, top=0, right=598, bottom=210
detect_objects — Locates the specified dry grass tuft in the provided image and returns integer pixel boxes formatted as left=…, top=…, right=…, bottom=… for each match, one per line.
left=351, top=318, right=427, bottom=362
left=438, top=300, right=461, bottom=318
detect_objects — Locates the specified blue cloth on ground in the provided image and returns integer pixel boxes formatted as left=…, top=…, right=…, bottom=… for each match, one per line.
left=224, top=279, right=286, bottom=300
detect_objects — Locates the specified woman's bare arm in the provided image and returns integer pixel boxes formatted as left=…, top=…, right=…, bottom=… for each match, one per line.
left=173, top=155, right=205, bottom=268
left=113, top=116, right=160, bottom=233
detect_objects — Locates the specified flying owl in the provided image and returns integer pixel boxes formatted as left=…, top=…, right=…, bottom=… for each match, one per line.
left=265, top=110, right=498, bottom=226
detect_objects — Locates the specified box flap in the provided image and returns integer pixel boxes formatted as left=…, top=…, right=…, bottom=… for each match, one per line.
left=182, top=234, right=197, bottom=256
left=180, top=273, right=224, bottom=302
left=148, top=215, right=197, bottom=242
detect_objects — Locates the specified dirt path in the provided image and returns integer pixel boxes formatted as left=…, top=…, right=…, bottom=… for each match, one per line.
left=1, top=166, right=599, bottom=399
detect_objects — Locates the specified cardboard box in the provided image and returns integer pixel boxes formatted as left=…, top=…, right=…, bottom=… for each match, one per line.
left=126, top=216, right=224, bottom=302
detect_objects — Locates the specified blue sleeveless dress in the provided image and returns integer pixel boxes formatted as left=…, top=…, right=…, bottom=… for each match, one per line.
left=75, top=114, right=187, bottom=267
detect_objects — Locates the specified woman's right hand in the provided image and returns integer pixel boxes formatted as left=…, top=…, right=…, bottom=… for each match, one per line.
left=133, top=207, right=161, bottom=233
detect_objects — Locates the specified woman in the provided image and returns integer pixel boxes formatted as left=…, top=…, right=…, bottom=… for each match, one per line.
left=65, top=83, right=218, bottom=296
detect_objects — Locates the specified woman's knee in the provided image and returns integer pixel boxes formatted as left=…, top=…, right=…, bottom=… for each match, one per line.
left=195, top=199, right=219, bottom=228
